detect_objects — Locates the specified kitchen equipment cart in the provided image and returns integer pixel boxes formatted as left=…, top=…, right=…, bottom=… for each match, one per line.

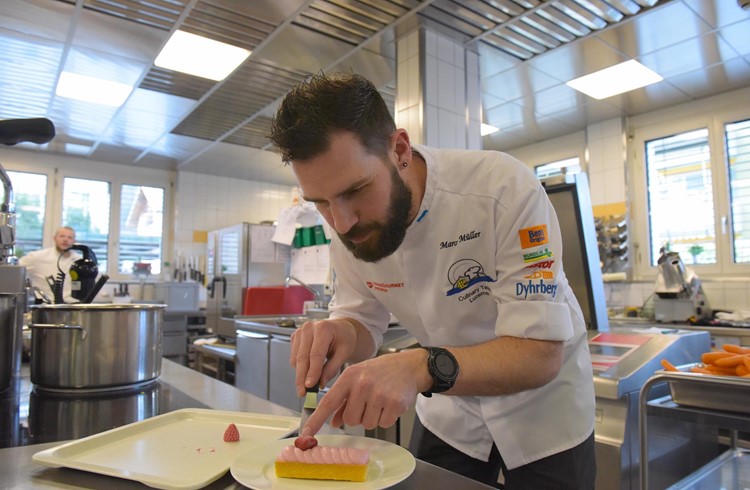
left=639, top=370, right=750, bottom=489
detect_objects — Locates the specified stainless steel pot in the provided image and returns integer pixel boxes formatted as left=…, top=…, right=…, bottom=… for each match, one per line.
left=0, top=293, right=24, bottom=392
left=29, top=303, right=165, bottom=390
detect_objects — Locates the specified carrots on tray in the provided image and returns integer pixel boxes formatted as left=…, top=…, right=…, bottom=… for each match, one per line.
left=662, top=344, right=750, bottom=378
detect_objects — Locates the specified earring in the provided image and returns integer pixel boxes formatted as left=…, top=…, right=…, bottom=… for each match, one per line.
left=402, top=161, right=408, bottom=168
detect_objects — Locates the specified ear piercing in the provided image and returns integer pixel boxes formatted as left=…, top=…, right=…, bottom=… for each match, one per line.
left=402, top=161, right=408, bottom=168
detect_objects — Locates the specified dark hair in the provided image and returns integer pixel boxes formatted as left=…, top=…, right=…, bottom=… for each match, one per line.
left=269, top=72, right=396, bottom=163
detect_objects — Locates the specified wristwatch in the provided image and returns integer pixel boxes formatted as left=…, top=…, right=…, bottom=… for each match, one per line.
left=421, top=347, right=459, bottom=397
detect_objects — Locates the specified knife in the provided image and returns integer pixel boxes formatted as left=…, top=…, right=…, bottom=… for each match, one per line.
left=298, top=385, right=319, bottom=435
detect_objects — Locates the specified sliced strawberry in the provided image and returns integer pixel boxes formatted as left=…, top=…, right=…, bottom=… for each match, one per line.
left=223, top=423, right=240, bottom=442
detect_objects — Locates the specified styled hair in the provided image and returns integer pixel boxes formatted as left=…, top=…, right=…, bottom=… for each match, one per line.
left=269, top=72, right=396, bottom=163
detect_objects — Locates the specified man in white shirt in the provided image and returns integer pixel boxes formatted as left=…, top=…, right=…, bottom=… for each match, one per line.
left=269, top=73, right=596, bottom=489
left=19, top=226, right=79, bottom=303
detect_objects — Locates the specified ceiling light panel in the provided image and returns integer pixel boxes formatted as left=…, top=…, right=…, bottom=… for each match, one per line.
left=566, top=60, right=664, bottom=99
left=155, top=30, right=251, bottom=81
left=56, top=72, right=134, bottom=106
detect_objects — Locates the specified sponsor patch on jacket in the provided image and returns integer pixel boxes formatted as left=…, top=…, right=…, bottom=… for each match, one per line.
left=516, top=279, right=557, bottom=299
left=445, top=259, right=495, bottom=296
left=366, top=281, right=405, bottom=293
left=524, top=260, right=554, bottom=269
left=518, top=224, right=548, bottom=249
left=524, top=270, right=554, bottom=280
left=522, top=247, right=553, bottom=263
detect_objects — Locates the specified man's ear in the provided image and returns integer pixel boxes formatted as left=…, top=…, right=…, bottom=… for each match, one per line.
left=391, top=128, right=412, bottom=167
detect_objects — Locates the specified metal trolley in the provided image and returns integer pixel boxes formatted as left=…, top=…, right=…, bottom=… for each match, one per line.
left=639, top=370, right=750, bottom=489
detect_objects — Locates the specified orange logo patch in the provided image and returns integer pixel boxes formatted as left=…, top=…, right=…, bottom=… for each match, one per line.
left=518, top=224, right=548, bottom=249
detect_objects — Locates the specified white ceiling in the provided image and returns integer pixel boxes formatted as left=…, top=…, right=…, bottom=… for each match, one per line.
left=0, top=0, right=748, bottom=187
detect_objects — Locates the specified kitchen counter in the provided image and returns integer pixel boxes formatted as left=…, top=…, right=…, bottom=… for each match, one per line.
left=0, top=359, right=493, bottom=489
left=608, top=318, right=750, bottom=347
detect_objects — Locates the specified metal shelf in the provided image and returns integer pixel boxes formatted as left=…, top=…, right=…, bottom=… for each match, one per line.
left=640, top=372, right=750, bottom=489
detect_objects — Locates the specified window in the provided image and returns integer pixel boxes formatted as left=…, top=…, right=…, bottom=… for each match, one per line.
left=4, top=156, right=171, bottom=281
left=632, top=114, right=750, bottom=278
left=62, top=177, right=111, bottom=270
left=644, top=129, right=715, bottom=266
left=535, top=157, right=581, bottom=180
left=726, top=119, right=750, bottom=264
left=6, top=170, right=46, bottom=258
left=119, top=184, right=164, bottom=274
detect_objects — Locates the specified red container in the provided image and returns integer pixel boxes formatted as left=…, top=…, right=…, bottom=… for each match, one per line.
left=243, top=286, right=314, bottom=315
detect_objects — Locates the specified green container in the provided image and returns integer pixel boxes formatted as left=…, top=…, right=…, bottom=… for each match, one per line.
left=301, top=227, right=314, bottom=247
left=313, top=225, right=327, bottom=245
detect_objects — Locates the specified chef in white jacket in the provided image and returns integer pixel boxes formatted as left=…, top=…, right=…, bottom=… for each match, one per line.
left=270, top=72, right=596, bottom=489
left=19, top=226, right=79, bottom=303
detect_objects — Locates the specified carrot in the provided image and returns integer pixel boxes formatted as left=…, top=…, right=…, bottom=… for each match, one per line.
left=690, top=366, right=715, bottom=375
left=722, top=344, right=750, bottom=355
left=701, top=351, right=735, bottom=364
left=704, top=364, right=740, bottom=375
left=714, top=354, right=750, bottom=367
left=660, top=359, right=679, bottom=372
left=737, top=365, right=749, bottom=376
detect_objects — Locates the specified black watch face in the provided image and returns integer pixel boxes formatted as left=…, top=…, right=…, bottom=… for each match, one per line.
left=435, top=351, right=458, bottom=378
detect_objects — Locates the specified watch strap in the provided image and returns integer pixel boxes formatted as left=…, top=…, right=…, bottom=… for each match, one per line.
left=421, top=346, right=459, bottom=398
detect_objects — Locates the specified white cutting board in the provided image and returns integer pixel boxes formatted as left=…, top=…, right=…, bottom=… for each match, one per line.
left=33, top=408, right=299, bottom=490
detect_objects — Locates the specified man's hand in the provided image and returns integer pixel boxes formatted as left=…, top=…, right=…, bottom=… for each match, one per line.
left=298, top=348, right=428, bottom=438
left=290, top=317, right=374, bottom=397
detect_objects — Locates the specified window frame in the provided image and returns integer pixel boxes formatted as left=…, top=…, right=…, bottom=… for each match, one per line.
left=630, top=107, right=749, bottom=280
left=4, top=155, right=173, bottom=281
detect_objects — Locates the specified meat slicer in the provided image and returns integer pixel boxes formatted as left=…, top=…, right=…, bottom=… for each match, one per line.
left=653, top=250, right=711, bottom=322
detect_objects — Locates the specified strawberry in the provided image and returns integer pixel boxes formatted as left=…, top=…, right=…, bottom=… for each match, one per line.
left=223, top=423, right=240, bottom=442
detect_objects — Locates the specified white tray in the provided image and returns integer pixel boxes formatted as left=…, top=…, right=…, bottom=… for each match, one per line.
left=32, top=408, right=299, bottom=490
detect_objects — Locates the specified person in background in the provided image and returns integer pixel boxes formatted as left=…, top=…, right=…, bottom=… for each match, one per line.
left=269, top=72, right=596, bottom=489
left=19, top=226, right=79, bottom=303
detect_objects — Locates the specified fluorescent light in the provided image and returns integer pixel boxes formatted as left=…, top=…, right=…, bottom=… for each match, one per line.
left=481, top=123, right=499, bottom=136
left=566, top=60, right=663, bottom=100
left=155, top=30, right=250, bottom=81
left=56, top=72, right=133, bottom=107
left=65, top=143, right=92, bottom=155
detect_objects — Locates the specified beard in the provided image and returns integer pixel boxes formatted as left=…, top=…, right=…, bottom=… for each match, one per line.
left=338, top=164, right=413, bottom=263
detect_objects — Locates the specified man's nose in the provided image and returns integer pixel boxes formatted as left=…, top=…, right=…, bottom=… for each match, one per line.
left=328, top=202, right=357, bottom=236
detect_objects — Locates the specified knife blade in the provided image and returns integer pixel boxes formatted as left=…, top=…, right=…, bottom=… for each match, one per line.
left=298, top=385, right=319, bottom=434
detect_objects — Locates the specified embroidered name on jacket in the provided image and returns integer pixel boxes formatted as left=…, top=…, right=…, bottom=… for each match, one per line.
left=446, top=259, right=495, bottom=296
left=440, top=230, right=482, bottom=249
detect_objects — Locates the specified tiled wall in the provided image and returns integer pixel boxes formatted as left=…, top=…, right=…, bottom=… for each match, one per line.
left=173, top=171, right=295, bottom=259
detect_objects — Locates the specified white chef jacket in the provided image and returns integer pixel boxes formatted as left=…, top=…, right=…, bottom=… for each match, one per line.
left=19, top=247, right=80, bottom=303
left=328, top=145, right=595, bottom=469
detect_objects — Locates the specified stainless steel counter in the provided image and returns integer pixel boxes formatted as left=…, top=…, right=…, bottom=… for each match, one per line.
left=0, top=359, right=493, bottom=489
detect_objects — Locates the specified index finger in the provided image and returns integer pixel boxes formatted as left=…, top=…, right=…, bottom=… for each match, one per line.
left=299, top=381, right=349, bottom=437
